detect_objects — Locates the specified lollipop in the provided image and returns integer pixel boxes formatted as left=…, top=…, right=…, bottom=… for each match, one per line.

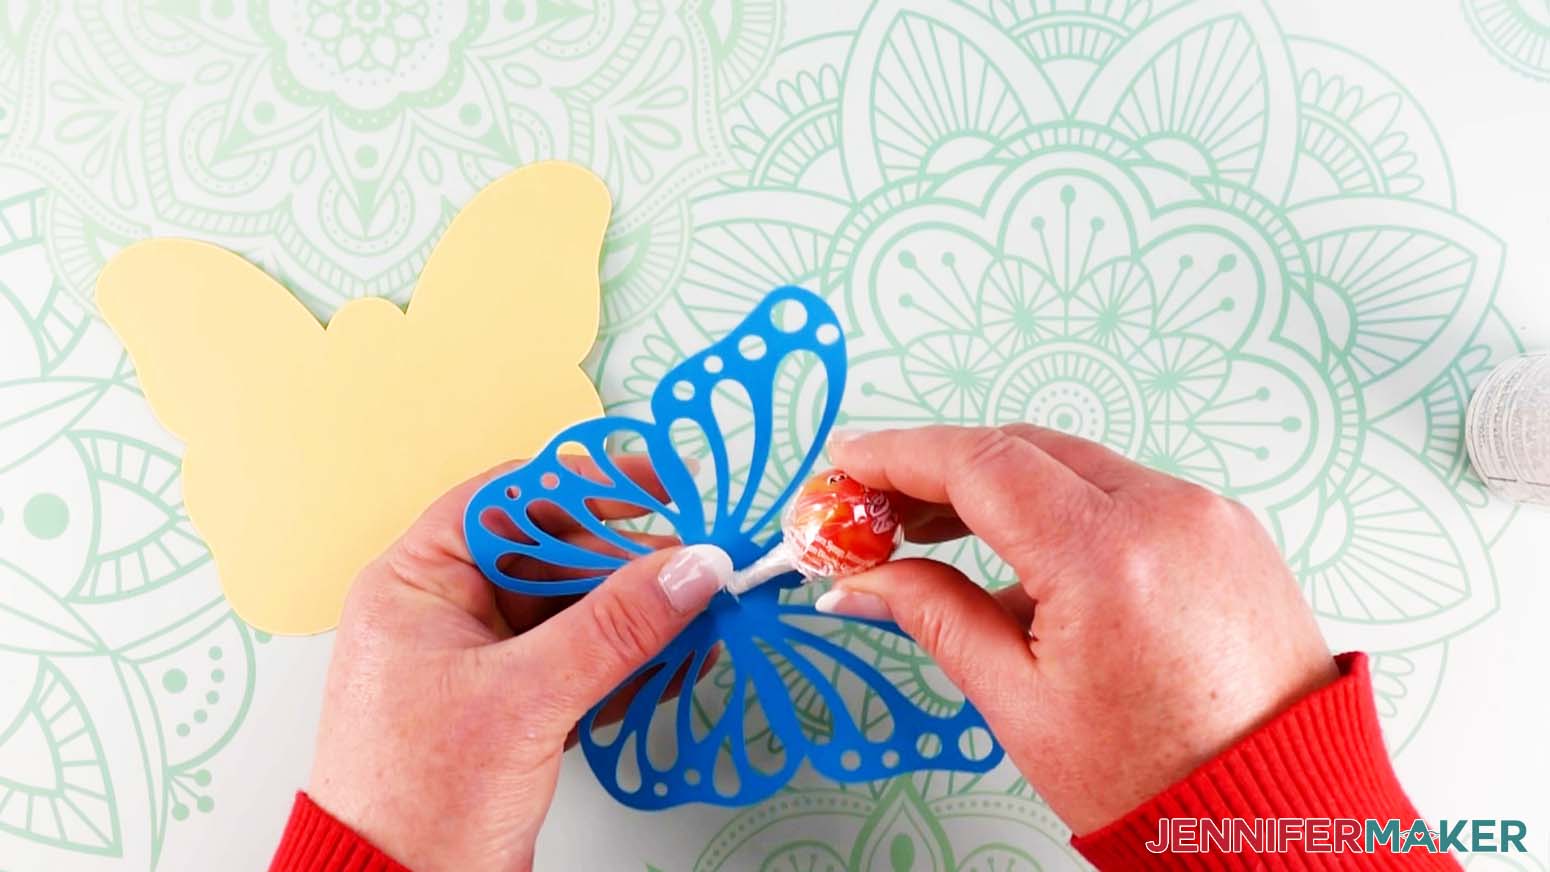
left=727, top=468, right=903, bottom=594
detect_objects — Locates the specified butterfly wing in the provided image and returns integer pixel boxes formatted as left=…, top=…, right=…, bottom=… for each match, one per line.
left=464, top=287, right=1002, bottom=808
left=581, top=612, right=806, bottom=807
left=644, top=286, right=848, bottom=560
left=464, top=416, right=701, bottom=595
left=96, top=163, right=611, bottom=635
left=761, top=604, right=1003, bottom=782
left=464, top=286, right=846, bottom=590
left=97, top=240, right=324, bottom=444
left=408, top=160, right=608, bottom=366
left=97, top=241, right=339, bottom=633
left=579, top=601, right=1001, bottom=808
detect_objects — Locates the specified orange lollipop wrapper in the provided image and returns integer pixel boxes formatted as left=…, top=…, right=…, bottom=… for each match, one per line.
left=727, top=469, right=902, bottom=594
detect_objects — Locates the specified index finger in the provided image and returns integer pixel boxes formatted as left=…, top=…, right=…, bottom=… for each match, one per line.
left=826, top=425, right=1110, bottom=560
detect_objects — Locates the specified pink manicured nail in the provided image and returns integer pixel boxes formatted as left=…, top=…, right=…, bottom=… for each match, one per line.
left=814, top=588, right=893, bottom=621
left=658, top=544, right=732, bottom=613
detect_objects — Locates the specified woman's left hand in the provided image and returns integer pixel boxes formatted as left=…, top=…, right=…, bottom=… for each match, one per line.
left=306, top=458, right=731, bottom=872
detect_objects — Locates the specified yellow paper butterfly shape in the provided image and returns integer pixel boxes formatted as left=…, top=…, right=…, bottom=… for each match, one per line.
left=97, top=162, right=608, bottom=635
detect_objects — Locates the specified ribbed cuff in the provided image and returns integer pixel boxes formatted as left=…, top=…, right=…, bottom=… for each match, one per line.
left=1072, top=653, right=1460, bottom=870
left=269, top=792, right=410, bottom=872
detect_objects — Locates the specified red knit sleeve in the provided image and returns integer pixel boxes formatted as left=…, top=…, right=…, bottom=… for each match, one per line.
left=1071, top=652, right=1459, bottom=869
left=269, top=792, right=410, bottom=872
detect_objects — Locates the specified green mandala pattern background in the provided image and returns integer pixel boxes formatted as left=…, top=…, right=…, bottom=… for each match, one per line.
left=1465, top=0, right=1550, bottom=81
left=0, top=1, right=1540, bottom=869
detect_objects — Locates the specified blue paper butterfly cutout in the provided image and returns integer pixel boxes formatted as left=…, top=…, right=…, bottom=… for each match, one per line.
left=464, top=286, right=1004, bottom=808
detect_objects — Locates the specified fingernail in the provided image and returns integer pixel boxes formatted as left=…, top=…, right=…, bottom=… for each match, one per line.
left=814, top=588, right=893, bottom=622
left=658, top=544, right=733, bottom=613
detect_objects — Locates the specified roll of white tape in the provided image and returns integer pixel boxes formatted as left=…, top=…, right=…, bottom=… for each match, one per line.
left=1466, top=352, right=1550, bottom=505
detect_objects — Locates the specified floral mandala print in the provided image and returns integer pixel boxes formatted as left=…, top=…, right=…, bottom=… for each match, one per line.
left=1465, top=0, right=1550, bottom=81
left=3, top=0, right=779, bottom=326
left=0, top=165, right=267, bottom=867
left=592, top=2, right=1523, bottom=866
left=0, top=1, right=1538, bottom=869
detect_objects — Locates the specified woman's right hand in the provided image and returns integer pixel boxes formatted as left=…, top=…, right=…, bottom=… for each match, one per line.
left=820, top=424, right=1337, bottom=836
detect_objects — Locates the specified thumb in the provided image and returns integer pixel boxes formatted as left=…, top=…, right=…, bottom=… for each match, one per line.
left=817, top=558, right=1037, bottom=727
left=503, top=544, right=732, bottom=721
